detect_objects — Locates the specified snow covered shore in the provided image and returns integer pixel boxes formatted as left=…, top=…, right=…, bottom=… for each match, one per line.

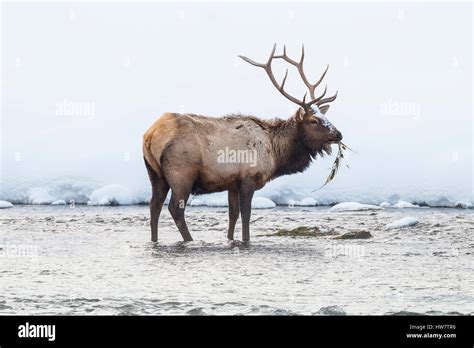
left=0, top=181, right=472, bottom=209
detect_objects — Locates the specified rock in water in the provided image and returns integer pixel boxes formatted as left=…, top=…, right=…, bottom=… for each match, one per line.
left=334, top=231, right=373, bottom=239
left=314, top=305, right=346, bottom=315
left=264, top=226, right=337, bottom=237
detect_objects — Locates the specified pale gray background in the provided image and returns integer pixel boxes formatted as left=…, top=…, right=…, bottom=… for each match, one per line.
left=1, top=1, right=472, bottom=204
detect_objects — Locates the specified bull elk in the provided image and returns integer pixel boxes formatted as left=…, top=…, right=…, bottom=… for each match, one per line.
left=143, top=44, right=342, bottom=242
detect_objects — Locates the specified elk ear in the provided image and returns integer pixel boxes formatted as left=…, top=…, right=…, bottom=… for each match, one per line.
left=319, top=105, right=330, bottom=115
left=295, top=108, right=305, bottom=123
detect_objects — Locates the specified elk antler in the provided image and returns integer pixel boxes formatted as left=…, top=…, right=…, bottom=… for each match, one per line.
left=239, top=44, right=311, bottom=109
left=239, top=44, right=337, bottom=110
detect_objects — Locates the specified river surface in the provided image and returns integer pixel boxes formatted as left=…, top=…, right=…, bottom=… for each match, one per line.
left=0, top=205, right=472, bottom=315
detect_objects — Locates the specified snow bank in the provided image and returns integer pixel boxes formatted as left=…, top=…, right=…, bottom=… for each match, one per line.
left=188, top=192, right=276, bottom=209
left=258, top=187, right=305, bottom=205
left=0, top=177, right=100, bottom=204
left=27, top=188, right=54, bottom=205
left=0, top=200, right=13, bottom=209
left=188, top=195, right=276, bottom=209
left=385, top=217, right=419, bottom=229
left=455, top=201, right=472, bottom=209
left=251, top=197, right=276, bottom=209
left=392, top=200, right=421, bottom=209
left=0, top=177, right=472, bottom=208
left=189, top=194, right=227, bottom=207
left=380, top=200, right=427, bottom=209
left=87, top=184, right=138, bottom=206
left=330, top=202, right=383, bottom=212
left=287, top=198, right=319, bottom=206
left=51, top=200, right=67, bottom=206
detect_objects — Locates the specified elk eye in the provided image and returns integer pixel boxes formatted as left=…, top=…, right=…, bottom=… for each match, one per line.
left=310, top=119, right=318, bottom=124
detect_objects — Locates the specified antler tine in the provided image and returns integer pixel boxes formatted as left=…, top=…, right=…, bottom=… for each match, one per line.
left=313, top=85, right=327, bottom=103
left=313, top=64, right=329, bottom=90
left=238, top=44, right=277, bottom=68
left=281, top=69, right=289, bottom=90
left=238, top=55, right=266, bottom=68
left=267, top=43, right=277, bottom=66
left=316, top=90, right=338, bottom=107
left=300, top=44, right=305, bottom=65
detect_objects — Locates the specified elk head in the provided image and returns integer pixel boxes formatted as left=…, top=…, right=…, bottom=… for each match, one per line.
left=239, top=44, right=342, bottom=155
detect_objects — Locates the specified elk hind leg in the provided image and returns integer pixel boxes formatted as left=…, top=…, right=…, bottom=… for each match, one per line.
left=145, top=158, right=169, bottom=242
left=168, top=183, right=194, bottom=242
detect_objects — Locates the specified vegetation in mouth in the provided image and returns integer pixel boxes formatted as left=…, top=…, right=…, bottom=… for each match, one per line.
left=314, top=142, right=350, bottom=191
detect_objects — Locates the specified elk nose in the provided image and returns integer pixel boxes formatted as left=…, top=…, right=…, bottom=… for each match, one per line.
left=334, top=130, right=343, bottom=141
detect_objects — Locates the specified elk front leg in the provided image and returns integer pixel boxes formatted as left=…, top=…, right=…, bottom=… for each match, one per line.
left=227, top=189, right=240, bottom=240
left=239, top=180, right=255, bottom=243
left=168, top=187, right=193, bottom=242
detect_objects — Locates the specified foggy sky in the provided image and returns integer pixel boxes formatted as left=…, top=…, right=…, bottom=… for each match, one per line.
left=2, top=2, right=472, bottom=202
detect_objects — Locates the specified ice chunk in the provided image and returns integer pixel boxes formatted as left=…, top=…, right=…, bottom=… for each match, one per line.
left=385, top=217, right=418, bottom=229
left=0, top=200, right=13, bottom=209
left=251, top=197, right=276, bottom=209
left=330, top=202, right=382, bottom=212
left=392, top=200, right=420, bottom=208
left=299, top=197, right=318, bottom=206
left=87, top=184, right=136, bottom=205
left=380, top=201, right=392, bottom=208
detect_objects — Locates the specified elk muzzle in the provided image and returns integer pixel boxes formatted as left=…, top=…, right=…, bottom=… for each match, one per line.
left=329, top=129, right=343, bottom=142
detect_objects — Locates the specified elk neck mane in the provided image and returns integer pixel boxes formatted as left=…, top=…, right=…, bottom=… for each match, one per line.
left=225, top=114, right=330, bottom=179
left=266, top=117, right=315, bottom=178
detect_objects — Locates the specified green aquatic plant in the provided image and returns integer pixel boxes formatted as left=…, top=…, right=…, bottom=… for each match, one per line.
left=261, top=226, right=337, bottom=237
left=313, top=142, right=351, bottom=191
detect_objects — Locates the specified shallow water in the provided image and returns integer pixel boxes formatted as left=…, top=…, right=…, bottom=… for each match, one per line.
left=0, top=205, right=473, bottom=315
